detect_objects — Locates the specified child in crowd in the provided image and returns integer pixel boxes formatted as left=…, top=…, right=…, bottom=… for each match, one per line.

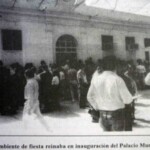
left=23, top=67, right=41, bottom=117
left=23, top=67, right=49, bottom=131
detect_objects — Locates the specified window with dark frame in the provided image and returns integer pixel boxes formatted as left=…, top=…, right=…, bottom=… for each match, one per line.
left=56, top=34, right=77, bottom=65
left=145, top=51, right=150, bottom=61
left=125, top=37, right=135, bottom=50
left=1, top=29, right=22, bottom=50
left=56, top=35, right=77, bottom=53
left=101, top=35, right=113, bottom=51
left=144, top=38, right=150, bottom=48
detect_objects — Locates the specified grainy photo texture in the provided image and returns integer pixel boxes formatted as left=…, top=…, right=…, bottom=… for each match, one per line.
left=0, top=0, right=150, bottom=135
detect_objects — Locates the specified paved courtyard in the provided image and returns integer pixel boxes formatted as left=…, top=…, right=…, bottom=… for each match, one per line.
left=0, top=90, right=150, bottom=135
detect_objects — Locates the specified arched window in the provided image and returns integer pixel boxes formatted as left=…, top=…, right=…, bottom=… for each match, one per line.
left=56, top=35, right=77, bottom=65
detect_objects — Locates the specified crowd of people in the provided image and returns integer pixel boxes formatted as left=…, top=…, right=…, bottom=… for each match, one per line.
left=0, top=56, right=150, bottom=131
left=0, top=58, right=95, bottom=115
left=87, top=57, right=150, bottom=132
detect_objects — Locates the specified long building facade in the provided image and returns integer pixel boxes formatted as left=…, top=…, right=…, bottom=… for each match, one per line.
left=0, top=1, right=150, bottom=66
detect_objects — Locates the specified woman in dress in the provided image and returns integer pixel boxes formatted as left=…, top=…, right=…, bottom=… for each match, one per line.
left=23, top=67, right=49, bottom=131
left=23, top=67, right=41, bottom=117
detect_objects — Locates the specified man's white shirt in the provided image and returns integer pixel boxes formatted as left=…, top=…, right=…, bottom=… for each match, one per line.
left=87, top=71, right=133, bottom=111
left=145, top=72, right=150, bottom=85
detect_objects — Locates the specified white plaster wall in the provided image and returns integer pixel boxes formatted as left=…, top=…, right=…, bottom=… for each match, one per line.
left=0, top=19, right=23, bottom=65
left=1, top=10, right=150, bottom=66
left=52, top=23, right=150, bottom=63
left=21, top=21, right=53, bottom=66
left=0, top=17, right=53, bottom=66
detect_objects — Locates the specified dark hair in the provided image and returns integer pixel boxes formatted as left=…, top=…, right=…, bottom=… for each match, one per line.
left=70, top=61, right=76, bottom=69
left=25, top=67, right=35, bottom=79
left=40, top=60, right=46, bottom=65
left=24, top=63, right=34, bottom=70
left=42, top=64, right=48, bottom=71
left=10, top=63, right=17, bottom=69
left=0, top=60, right=3, bottom=67
left=51, top=63, right=58, bottom=69
left=137, top=59, right=142, bottom=65
left=102, top=56, right=117, bottom=71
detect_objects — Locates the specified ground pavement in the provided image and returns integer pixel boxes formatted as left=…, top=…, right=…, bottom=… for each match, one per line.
left=0, top=90, right=150, bottom=135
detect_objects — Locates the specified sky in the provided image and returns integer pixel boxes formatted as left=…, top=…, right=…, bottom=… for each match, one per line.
left=85, top=0, right=150, bottom=16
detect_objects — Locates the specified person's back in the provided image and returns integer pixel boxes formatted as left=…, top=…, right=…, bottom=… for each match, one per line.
left=59, top=70, right=65, bottom=81
left=136, top=64, right=146, bottom=74
left=25, top=78, right=39, bottom=103
left=145, top=72, right=150, bottom=85
left=89, top=68, right=102, bottom=123
left=40, top=71, right=52, bottom=91
left=23, top=68, right=49, bottom=131
left=8, top=66, right=20, bottom=114
left=77, top=66, right=89, bottom=108
left=91, top=69, right=101, bottom=84
left=24, top=68, right=41, bottom=116
left=39, top=70, right=52, bottom=112
left=136, top=61, right=146, bottom=90
left=87, top=56, right=133, bottom=131
left=91, top=71, right=132, bottom=111
left=68, top=68, right=77, bottom=82
left=77, top=69, right=88, bottom=85
left=67, top=67, right=78, bottom=102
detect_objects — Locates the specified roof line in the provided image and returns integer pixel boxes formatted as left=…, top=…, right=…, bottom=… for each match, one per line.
left=38, top=0, right=45, bottom=9
left=11, top=0, right=17, bottom=8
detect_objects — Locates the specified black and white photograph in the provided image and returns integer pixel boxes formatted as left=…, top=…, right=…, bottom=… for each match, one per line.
left=0, top=0, right=150, bottom=140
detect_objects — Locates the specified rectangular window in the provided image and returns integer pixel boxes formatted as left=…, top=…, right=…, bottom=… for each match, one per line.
left=1, top=29, right=22, bottom=50
left=125, top=37, right=135, bottom=50
left=101, top=35, right=113, bottom=51
left=145, top=51, right=149, bottom=61
left=144, top=38, right=150, bottom=48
